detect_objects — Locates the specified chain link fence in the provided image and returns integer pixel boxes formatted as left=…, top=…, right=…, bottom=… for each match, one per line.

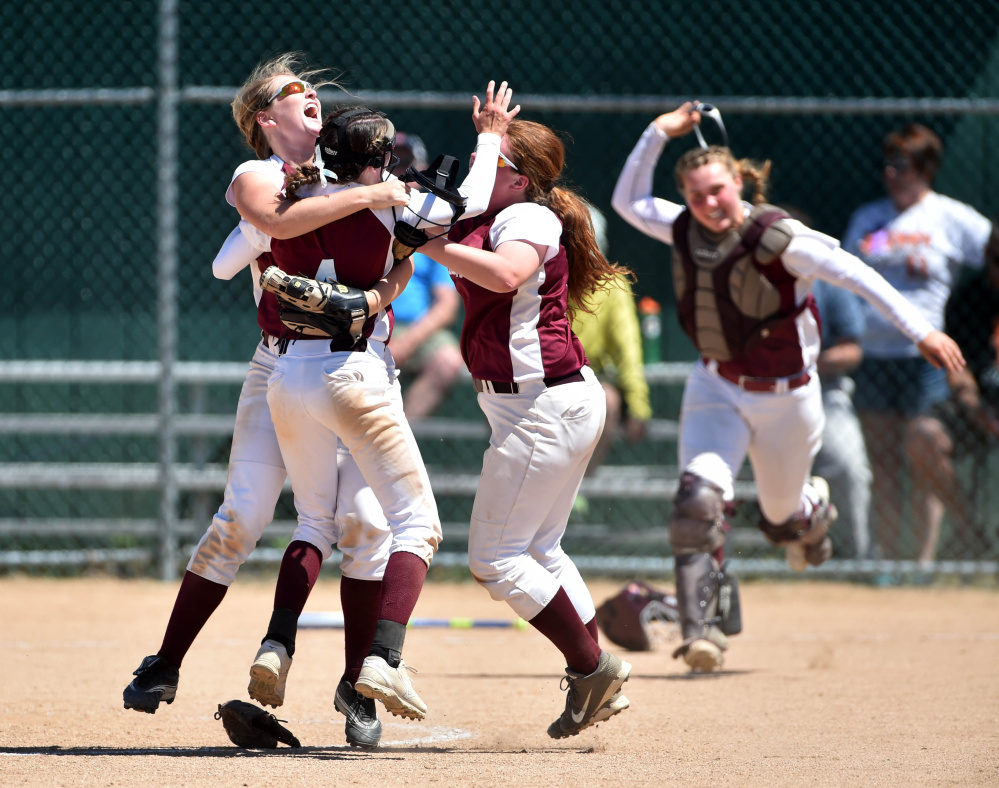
left=2, top=0, right=998, bottom=579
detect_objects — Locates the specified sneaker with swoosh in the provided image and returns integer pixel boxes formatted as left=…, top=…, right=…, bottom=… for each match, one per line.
left=334, top=678, right=382, bottom=748
left=547, top=650, right=632, bottom=739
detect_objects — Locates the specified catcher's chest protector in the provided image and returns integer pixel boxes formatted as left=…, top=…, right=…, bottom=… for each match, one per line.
left=672, top=205, right=796, bottom=362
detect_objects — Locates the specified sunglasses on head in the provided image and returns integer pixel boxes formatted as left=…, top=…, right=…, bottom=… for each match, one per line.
left=266, top=79, right=313, bottom=105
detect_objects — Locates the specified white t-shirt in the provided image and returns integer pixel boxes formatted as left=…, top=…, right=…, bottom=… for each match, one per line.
left=843, top=191, right=991, bottom=358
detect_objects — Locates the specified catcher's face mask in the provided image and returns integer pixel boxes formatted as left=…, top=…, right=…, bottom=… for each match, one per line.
left=691, top=101, right=729, bottom=149
left=391, top=154, right=468, bottom=260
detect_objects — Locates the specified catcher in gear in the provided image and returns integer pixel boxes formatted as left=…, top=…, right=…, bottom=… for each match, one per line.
left=215, top=699, right=301, bottom=749
left=612, top=101, right=966, bottom=673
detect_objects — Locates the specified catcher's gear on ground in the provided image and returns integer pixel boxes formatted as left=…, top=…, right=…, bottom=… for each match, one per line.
left=594, top=580, right=680, bottom=651
left=259, top=265, right=369, bottom=340
left=215, top=699, right=301, bottom=749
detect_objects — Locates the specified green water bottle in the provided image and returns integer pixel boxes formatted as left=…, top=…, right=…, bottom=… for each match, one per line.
left=638, top=296, right=662, bottom=364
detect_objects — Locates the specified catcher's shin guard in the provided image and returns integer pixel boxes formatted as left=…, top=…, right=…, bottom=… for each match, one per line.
left=673, top=552, right=722, bottom=644
left=717, top=560, right=742, bottom=636
left=669, top=473, right=727, bottom=555
left=757, top=478, right=836, bottom=570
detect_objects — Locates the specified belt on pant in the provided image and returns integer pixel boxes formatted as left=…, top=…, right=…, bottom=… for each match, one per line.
left=715, top=365, right=811, bottom=394
left=262, top=331, right=367, bottom=355
left=472, top=369, right=585, bottom=394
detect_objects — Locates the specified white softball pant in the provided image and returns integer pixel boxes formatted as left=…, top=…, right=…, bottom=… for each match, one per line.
left=467, top=366, right=605, bottom=622
left=186, top=340, right=391, bottom=584
left=678, top=360, right=825, bottom=524
left=266, top=338, right=442, bottom=567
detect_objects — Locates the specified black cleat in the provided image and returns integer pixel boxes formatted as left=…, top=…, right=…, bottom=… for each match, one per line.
left=334, top=679, right=382, bottom=748
left=123, top=655, right=179, bottom=714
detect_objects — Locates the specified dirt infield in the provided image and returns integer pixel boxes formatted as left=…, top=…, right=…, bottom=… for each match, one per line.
left=2, top=575, right=997, bottom=787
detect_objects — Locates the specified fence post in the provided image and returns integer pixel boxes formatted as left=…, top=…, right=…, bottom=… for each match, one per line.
left=156, top=0, right=180, bottom=581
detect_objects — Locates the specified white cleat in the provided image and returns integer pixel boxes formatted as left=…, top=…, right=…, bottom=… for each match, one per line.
left=355, top=655, right=427, bottom=721
left=247, top=639, right=292, bottom=708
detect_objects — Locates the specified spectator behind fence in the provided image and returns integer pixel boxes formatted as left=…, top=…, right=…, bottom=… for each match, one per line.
left=843, top=123, right=992, bottom=558
left=810, top=279, right=873, bottom=559
left=389, top=133, right=465, bottom=419
left=907, top=220, right=999, bottom=561
left=571, top=206, right=651, bottom=479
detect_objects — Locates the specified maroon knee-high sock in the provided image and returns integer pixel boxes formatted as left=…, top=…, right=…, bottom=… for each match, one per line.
left=378, top=551, right=428, bottom=624
left=585, top=616, right=600, bottom=645
left=157, top=571, right=229, bottom=667
left=340, top=576, right=382, bottom=685
left=262, top=541, right=324, bottom=657
left=273, top=541, right=324, bottom=615
left=367, top=552, right=428, bottom=667
left=528, top=587, right=601, bottom=675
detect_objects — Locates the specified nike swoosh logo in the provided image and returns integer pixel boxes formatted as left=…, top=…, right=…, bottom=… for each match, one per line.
left=571, top=690, right=592, bottom=724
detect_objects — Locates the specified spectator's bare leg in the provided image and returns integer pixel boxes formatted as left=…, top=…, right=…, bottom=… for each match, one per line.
left=860, top=410, right=906, bottom=558
left=907, top=414, right=962, bottom=561
left=402, top=345, right=465, bottom=419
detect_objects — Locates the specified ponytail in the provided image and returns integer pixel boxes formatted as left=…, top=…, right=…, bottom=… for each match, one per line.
left=505, top=120, right=632, bottom=315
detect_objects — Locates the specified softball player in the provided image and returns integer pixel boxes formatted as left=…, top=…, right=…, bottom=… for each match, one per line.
left=254, top=83, right=519, bottom=723
left=123, top=53, right=408, bottom=749
left=611, top=102, right=966, bottom=673
left=419, top=119, right=634, bottom=739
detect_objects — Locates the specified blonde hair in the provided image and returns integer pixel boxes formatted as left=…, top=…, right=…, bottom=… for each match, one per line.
left=674, top=145, right=772, bottom=205
left=230, top=52, right=341, bottom=159
left=503, top=120, right=632, bottom=315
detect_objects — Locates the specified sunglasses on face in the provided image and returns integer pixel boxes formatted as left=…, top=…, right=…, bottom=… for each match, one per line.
left=266, top=79, right=313, bottom=105
left=497, top=151, right=519, bottom=171
left=883, top=154, right=912, bottom=172
left=468, top=151, right=520, bottom=171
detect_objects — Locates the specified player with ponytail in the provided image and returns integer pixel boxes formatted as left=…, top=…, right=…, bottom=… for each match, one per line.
left=420, top=118, right=634, bottom=740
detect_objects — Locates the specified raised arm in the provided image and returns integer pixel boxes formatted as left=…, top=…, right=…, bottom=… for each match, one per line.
left=402, top=79, right=520, bottom=228
left=611, top=108, right=697, bottom=244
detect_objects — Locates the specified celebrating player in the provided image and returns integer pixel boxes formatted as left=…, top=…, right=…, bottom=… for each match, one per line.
left=246, top=82, right=519, bottom=725
left=611, top=102, right=966, bottom=672
left=419, top=119, right=635, bottom=739
left=122, top=53, right=409, bottom=749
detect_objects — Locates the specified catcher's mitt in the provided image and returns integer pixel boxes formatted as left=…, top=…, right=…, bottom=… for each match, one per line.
left=594, top=580, right=680, bottom=651
left=259, top=265, right=369, bottom=340
left=215, top=699, right=301, bottom=749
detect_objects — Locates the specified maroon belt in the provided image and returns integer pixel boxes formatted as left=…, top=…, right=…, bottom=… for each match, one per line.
left=473, top=369, right=585, bottom=395
left=716, top=366, right=811, bottom=393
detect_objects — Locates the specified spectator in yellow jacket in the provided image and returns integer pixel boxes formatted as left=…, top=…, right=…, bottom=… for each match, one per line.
left=572, top=272, right=652, bottom=475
